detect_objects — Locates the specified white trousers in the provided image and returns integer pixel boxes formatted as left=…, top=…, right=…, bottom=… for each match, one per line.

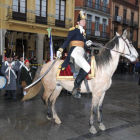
left=71, top=46, right=90, bottom=73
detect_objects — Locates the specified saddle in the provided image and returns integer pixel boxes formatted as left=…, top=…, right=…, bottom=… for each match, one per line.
left=56, top=56, right=95, bottom=81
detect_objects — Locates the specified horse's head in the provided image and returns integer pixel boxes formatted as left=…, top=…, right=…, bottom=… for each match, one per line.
left=116, top=30, right=139, bottom=62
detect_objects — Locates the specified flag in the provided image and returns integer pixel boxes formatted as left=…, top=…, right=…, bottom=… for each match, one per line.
left=47, top=27, right=53, bottom=61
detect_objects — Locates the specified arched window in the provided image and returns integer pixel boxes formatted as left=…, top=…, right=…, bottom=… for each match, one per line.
left=12, top=0, right=27, bottom=21
left=35, top=0, right=47, bottom=24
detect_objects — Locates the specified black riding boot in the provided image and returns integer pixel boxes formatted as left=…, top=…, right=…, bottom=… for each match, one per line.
left=72, top=68, right=88, bottom=98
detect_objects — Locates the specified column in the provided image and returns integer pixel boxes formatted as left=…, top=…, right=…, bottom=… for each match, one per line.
left=0, top=29, right=6, bottom=60
left=36, top=33, right=45, bottom=64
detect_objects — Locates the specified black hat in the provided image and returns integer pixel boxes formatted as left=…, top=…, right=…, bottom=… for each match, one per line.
left=5, top=51, right=10, bottom=58
left=5, top=51, right=14, bottom=58
left=19, top=53, right=23, bottom=58
left=77, top=10, right=86, bottom=22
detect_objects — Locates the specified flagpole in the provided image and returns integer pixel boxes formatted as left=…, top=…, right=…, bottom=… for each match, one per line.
left=22, top=35, right=24, bottom=64
left=47, top=27, right=53, bottom=61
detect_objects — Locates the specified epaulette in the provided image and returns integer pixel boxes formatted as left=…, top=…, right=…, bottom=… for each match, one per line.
left=69, top=27, right=75, bottom=31
left=75, top=25, right=80, bottom=29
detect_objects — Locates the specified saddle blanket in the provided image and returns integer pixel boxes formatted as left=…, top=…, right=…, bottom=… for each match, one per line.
left=56, top=56, right=95, bottom=81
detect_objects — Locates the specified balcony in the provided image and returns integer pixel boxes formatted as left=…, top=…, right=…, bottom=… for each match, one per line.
left=86, top=30, right=110, bottom=40
left=113, top=15, right=122, bottom=23
left=129, top=21, right=138, bottom=28
left=7, top=6, right=71, bottom=29
left=122, top=18, right=130, bottom=26
left=83, top=0, right=110, bottom=14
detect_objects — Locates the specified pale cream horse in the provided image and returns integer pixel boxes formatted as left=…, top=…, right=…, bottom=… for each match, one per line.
left=22, top=30, right=138, bottom=134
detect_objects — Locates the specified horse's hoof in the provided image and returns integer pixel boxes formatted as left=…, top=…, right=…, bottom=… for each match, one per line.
left=46, top=116, right=51, bottom=120
left=89, top=126, right=97, bottom=134
left=99, top=122, right=106, bottom=131
left=55, top=119, right=61, bottom=124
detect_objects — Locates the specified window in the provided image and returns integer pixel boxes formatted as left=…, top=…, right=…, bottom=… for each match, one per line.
left=13, top=0, right=26, bottom=13
left=55, top=0, right=66, bottom=27
left=12, top=0, right=27, bottom=21
left=102, top=19, right=106, bottom=37
left=36, top=0, right=47, bottom=17
left=131, top=12, right=134, bottom=24
left=103, top=0, right=107, bottom=12
left=86, top=14, right=92, bottom=35
left=95, top=0, right=100, bottom=10
left=102, top=19, right=106, bottom=32
left=95, top=17, right=100, bottom=31
left=35, top=0, right=47, bottom=24
left=123, top=9, right=127, bottom=23
left=135, top=0, right=138, bottom=5
left=115, top=6, right=118, bottom=16
left=87, top=0, right=92, bottom=8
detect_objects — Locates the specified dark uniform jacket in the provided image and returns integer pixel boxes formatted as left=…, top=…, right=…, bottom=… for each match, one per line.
left=19, top=66, right=35, bottom=86
left=60, top=25, right=88, bottom=70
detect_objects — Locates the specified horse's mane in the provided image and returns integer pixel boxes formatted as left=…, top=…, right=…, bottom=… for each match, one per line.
left=95, top=36, right=119, bottom=67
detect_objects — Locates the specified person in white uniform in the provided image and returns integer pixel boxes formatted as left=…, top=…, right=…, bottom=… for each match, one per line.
left=57, top=10, right=93, bottom=98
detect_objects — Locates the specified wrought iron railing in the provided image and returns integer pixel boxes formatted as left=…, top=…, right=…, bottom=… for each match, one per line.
left=7, top=6, right=72, bottom=28
left=122, top=18, right=130, bottom=25
left=113, top=15, right=122, bottom=22
left=83, top=0, right=110, bottom=14
left=86, top=29, right=110, bottom=40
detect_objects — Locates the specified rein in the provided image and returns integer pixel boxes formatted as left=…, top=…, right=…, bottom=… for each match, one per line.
left=94, top=36, right=132, bottom=57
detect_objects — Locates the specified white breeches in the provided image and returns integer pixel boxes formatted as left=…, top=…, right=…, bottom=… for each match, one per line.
left=71, top=46, right=90, bottom=73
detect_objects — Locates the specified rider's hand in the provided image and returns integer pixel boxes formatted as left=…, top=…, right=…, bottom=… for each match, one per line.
left=56, top=51, right=62, bottom=59
left=86, top=40, right=93, bottom=47
left=56, top=48, right=63, bottom=59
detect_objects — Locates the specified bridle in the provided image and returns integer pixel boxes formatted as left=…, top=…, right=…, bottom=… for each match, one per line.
left=120, top=36, right=132, bottom=56
left=95, top=36, right=136, bottom=58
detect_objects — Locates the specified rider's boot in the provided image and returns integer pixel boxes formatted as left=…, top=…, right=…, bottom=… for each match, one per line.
left=72, top=68, right=88, bottom=98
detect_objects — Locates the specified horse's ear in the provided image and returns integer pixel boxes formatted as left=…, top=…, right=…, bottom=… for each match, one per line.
left=116, top=32, right=120, bottom=36
left=122, top=30, right=127, bottom=38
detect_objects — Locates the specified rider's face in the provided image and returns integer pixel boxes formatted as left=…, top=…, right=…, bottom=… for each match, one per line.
left=79, top=19, right=86, bottom=27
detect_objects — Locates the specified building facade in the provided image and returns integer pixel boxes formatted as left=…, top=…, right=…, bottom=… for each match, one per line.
left=0, top=0, right=75, bottom=63
left=75, top=0, right=111, bottom=54
left=111, top=0, right=139, bottom=53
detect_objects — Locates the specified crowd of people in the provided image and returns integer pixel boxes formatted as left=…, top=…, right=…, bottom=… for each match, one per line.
left=115, top=58, right=140, bottom=74
left=0, top=51, right=68, bottom=102
left=0, top=52, right=38, bottom=102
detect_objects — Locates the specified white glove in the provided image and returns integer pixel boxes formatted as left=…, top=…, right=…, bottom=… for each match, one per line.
left=56, top=50, right=62, bottom=59
left=86, top=40, right=93, bottom=47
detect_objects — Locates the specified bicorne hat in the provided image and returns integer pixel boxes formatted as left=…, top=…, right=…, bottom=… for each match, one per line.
left=77, top=10, right=86, bottom=22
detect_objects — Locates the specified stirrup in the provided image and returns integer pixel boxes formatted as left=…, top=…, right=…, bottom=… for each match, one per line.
left=71, top=87, right=81, bottom=96
left=72, top=89, right=81, bottom=98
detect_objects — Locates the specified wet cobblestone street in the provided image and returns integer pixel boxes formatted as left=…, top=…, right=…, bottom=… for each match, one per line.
left=0, top=74, right=140, bottom=140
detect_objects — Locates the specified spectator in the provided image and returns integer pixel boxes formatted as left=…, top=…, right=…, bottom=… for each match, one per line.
left=31, top=56, right=38, bottom=71
left=135, top=58, right=140, bottom=74
left=124, top=59, right=130, bottom=74
left=19, top=59, right=35, bottom=96
left=1, top=52, right=18, bottom=102
left=119, top=58, right=125, bottom=74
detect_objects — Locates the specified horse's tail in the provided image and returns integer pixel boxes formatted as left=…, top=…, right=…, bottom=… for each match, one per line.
left=22, top=66, right=43, bottom=101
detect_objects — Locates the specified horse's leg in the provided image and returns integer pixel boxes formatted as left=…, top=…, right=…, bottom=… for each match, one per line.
left=42, top=90, right=54, bottom=120
left=89, top=94, right=99, bottom=134
left=97, top=92, right=106, bottom=131
left=50, top=84, right=63, bottom=124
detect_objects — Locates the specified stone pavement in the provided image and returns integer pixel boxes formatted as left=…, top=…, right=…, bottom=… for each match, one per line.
left=0, top=74, right=140, bottom=140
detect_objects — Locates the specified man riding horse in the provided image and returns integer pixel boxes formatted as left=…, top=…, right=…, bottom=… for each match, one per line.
left=56, top=10, right=93, bottom=98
